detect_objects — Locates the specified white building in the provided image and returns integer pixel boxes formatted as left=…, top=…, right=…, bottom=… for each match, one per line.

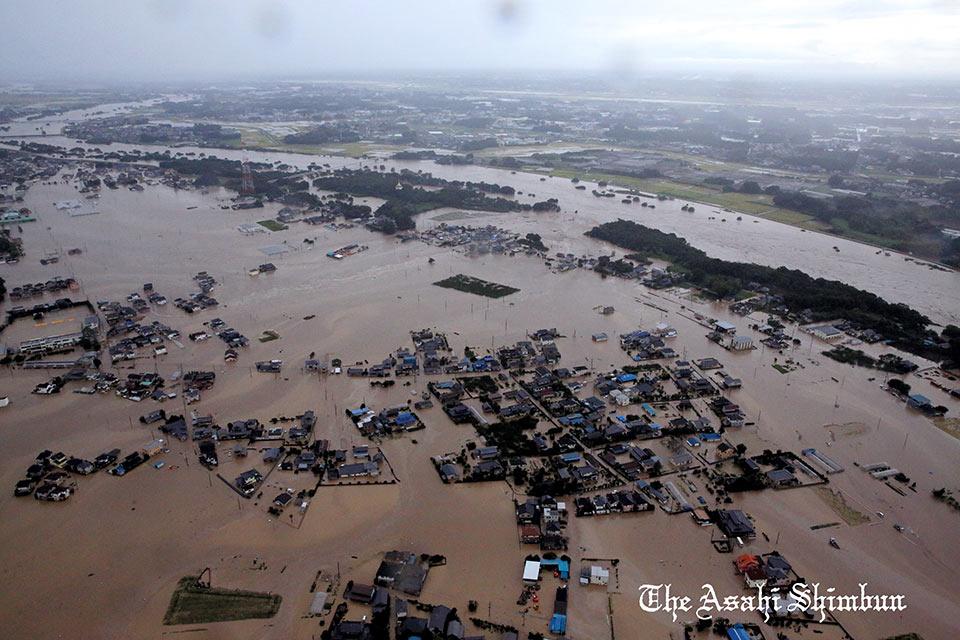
left=523, top=560, right=541, bottom=582
left=610, top=390, right=631, bottom=407
left=19, top=332, right=84, bottom=356
left=714, top=320, right=737, bottom=334
left=806, top=324, right=845, bottom=341
left=654, top=322, right=678, bottom=338
left=580, top=565, right=610, bottom=586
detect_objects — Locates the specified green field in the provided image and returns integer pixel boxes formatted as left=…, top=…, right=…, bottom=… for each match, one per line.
left=431, top=210, right=496, bottom=222
left=541, top=163, right=952, bottom=258
left=540, top=167, right=830, bottom=230
left=257, top=219, right=287, bottom=232
left=222, top=126, right=403, bottom=158
left=163, top=576, right=282, bottom=625
left=434, top=274, right=519, bottom=299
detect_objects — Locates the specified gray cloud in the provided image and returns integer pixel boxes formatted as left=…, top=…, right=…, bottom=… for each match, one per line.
left=0, top=0, right=957, bottom=82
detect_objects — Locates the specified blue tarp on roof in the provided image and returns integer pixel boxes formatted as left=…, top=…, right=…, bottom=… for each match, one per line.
left=727, top=624, right=751, bottom=640
left=617, top=373, right=637, bottom=383
left=641, top=403, right=656, bottom=416
left=539, top=558, right=570, bottom=580
left=395, top=412, right=416, bottom=425
left=550, top=613, right=567, bottom=634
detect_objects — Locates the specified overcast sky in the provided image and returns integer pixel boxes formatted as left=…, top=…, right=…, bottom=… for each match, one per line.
left=2, top=0, right=959, bottom=82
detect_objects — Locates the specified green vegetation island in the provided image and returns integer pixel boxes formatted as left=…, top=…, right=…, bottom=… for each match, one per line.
left=822, top=345, right=918, bottom=373
left=11, top=143, right=562, bottom=236
left=312, top=168, right=559, bottom=233
left=586, top=219, right=959, bottom=363
left=256, top=219, right=288, bottom=232
left=163, top=575, right=282, bottom=625
left=433, top=274, right=520, bottom=299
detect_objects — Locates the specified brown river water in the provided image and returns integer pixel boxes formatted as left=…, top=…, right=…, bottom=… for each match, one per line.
left=0, top=103, right=958, bottom=640
left=3, top=94, right=958, bottom=326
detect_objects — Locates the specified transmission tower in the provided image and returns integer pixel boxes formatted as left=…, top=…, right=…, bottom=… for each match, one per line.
left=240, top=159, right=255, bottom=196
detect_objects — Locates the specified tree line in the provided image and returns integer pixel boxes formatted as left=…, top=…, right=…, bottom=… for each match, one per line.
left=585, top=219, right=949, bottom=361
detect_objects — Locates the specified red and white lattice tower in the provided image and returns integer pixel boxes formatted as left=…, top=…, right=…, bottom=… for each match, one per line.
left=240, top=158, right=255, bottom=196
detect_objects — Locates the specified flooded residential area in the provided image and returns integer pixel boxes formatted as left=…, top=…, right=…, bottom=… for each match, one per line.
left=2, top=4, right=960, bottom=640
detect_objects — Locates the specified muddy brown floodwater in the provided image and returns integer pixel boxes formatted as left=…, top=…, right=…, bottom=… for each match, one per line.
left=0, top=158, right=958, bottom=640
left=4, top=117, right=958, bottom=327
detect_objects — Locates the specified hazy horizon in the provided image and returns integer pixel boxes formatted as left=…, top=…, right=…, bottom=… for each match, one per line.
left=3, top=0, right=960, bottom=84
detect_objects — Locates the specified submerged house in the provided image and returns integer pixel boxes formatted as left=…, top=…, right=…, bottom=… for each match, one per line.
left=715, top=509, right=755, bottom=539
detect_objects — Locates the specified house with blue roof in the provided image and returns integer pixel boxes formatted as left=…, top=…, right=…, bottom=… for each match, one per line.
left=395, top=411, right=417, bottom=427
left=539, top=557, right=570, bottom=580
